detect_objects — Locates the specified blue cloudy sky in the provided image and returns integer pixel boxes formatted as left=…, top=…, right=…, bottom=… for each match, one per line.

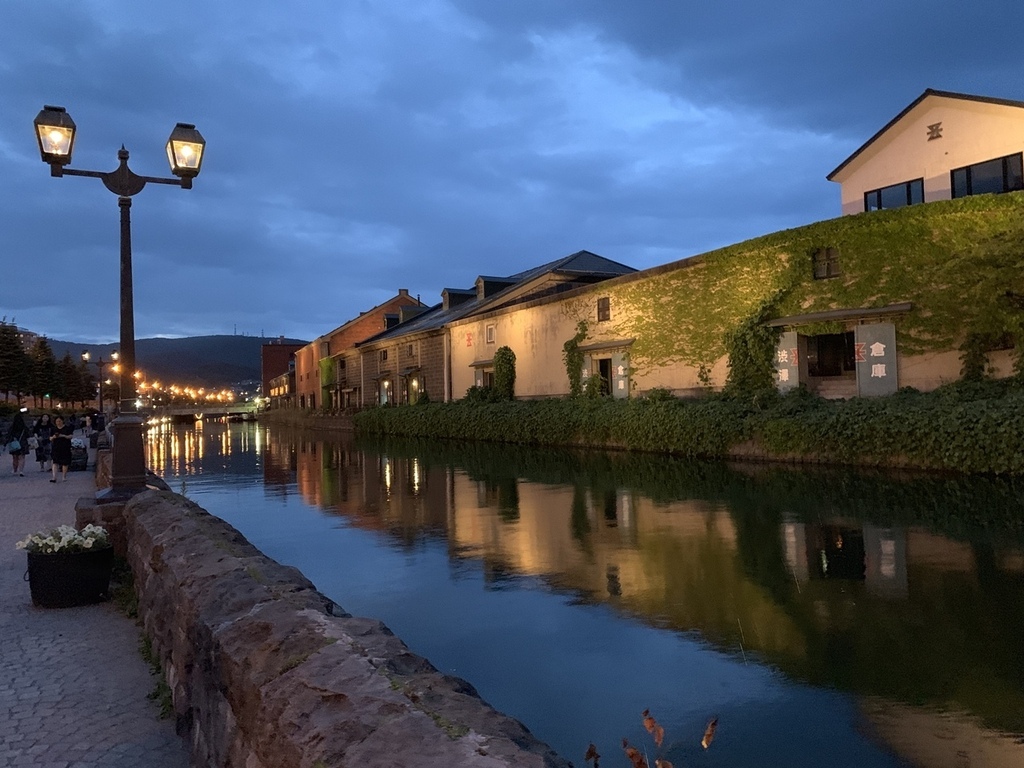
left=1, top=1, right=1021, bottom=343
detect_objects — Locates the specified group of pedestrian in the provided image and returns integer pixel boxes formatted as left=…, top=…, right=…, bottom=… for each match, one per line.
left=5, top=408, right=77, bottom=482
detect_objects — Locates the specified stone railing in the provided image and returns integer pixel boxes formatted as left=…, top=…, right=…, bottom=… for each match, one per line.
left=123, top=491, right=569, bottom=768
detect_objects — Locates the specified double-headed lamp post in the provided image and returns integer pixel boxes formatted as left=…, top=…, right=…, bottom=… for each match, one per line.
left=80, top=350, right=116, bottom=418
left=35, top=105, right=205, bottom=501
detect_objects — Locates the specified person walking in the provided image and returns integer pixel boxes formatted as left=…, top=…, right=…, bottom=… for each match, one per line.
left=49, top=414, right=74, bottom=482
left=6, top=408, right=31, bottom=476
left=33, top=413, right=55, bottom=472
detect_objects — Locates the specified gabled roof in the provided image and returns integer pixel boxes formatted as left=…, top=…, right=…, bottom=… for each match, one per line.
left=827, top=89, right=1024, bottom=182
left=356, top=250, right=636, bottom=347
left=314, top=290, right=423, bottom=343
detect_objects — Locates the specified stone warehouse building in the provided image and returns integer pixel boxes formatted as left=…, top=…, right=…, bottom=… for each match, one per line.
left=445, top=89, right=1024, bottom=400
left=450, top=192, right=1022, bottom=400
left=292, top=289, right=423, bottom=410
left=353, top=251, right=637, bottom=405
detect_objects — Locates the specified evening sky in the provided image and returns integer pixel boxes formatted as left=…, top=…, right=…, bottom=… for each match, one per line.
left=1, top=1, right=1020, bottom=343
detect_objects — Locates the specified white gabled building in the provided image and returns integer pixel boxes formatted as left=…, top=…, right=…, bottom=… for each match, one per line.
left=828, top=89, right=1024, bottom=216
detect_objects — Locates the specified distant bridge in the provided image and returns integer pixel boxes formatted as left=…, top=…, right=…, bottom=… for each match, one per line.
left=147, top=402, right=261, bottom=423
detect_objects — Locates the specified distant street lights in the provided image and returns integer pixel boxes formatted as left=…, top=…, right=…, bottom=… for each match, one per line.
left=80, top=350, right=116, bottom=419
left=35, top=105, right=205, bottom=501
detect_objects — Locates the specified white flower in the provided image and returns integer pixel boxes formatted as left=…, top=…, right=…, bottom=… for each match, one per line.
left=14, top=524, right=110, bottom=554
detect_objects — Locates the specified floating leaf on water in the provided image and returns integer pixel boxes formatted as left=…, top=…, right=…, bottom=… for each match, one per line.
left=642, top=709, right=665, bottom=747
left=701, top=716, right=719, bottom=750
left=622, top=738, right=648, bottom=768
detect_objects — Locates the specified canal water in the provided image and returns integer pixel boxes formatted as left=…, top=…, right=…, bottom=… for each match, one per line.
left=146, top=421, right=1024, bottom=768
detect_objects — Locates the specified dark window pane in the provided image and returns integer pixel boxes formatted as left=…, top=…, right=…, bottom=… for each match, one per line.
left=812, top=248, right=840, bottom=280
left=952, top=168, right=968, bottom=198
left=1008, top=154, right=1024, bottom=191
left=864, top=191, right=880, bottom=212
left=970, top=158, right=1004, bottom=195
left=909, top=179, right=924, bottom=204
left=879, top=184, right=908, bottom=209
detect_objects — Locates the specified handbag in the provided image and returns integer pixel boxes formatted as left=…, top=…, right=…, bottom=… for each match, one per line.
left=8, top=439, right=21, bottom=452
left=28, top=436, right=39, bottom=450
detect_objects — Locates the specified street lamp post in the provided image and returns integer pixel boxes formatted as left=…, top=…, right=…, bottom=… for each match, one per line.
left=35, top=105, right=205, bottom=501
left=80, top=350, right=117, bottom=419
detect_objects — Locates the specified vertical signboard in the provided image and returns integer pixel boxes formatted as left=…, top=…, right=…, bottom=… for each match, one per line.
left=855, top=323, right=898, bottom=397
left=612, top=350, right=630, bottom=399
left=774, top=331, right=800, bottom=393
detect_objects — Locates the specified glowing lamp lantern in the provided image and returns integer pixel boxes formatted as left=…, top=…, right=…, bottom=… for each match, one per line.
left=34, top=105, right=77, bottom=169
left=165, top=122, right=205, bottom=186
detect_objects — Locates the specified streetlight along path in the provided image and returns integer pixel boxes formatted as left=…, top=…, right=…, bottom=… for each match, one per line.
left=0, top=445, right=187, bottom=767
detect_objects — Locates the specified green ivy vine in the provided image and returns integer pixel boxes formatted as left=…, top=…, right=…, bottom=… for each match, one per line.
left=562, top=321, right=588, bottom=397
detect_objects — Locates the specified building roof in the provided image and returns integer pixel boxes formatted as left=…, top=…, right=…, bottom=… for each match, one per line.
left=826, top=89, right=1024, bottom=182
left=311, top=289, right=423, bottom=345
left=356, top=250, right=636, bottom=347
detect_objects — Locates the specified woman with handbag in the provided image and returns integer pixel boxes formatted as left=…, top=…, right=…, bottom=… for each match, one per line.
left=6, top=409, right=31, bottom=476
left=33, top=413, right=54, bottom=472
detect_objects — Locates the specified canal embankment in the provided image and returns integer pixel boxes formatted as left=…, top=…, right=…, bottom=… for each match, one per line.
left=263, top=381, right=1024, bottom=476
left=122, top=490, right=569, bottom=768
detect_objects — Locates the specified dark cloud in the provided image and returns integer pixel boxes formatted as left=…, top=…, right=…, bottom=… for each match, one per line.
left=1, top=0, right=1021, bottom=343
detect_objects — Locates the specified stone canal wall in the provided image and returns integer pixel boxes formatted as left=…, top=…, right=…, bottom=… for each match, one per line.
left=123, top=490, right=568, bottom=768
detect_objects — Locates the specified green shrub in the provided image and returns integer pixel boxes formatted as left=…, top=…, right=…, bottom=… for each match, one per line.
left=643, top=388, right=676, bottom=402
left=493, top=346, right=516, bottom=401
left=354, top=383, right=1024, bottom=475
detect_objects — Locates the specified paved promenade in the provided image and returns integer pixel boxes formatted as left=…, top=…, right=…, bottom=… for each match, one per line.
left=0, top=449, right=188, bottom=768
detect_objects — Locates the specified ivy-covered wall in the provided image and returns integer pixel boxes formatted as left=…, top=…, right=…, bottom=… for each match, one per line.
left=318, top=357, right=335, bottom=408
left=450, top=192, right=1024, bottom=397
left=611, top=193, right=1024, bottom=380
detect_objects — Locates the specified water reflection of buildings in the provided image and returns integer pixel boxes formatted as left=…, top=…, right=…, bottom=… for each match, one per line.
left=266, top=431, right=1024, bottom=763
left=783, top=521, right=909, bottom=598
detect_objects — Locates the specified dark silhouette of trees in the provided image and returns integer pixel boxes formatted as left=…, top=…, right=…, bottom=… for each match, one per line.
left=0, top=320, right=31, bottom=404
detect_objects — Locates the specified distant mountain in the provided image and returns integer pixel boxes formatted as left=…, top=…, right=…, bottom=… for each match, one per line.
left=49, top=335, right=307, bottom=389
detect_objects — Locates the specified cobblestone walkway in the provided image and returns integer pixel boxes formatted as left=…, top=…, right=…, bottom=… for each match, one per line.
left=0, top=448, right=188, bottom=768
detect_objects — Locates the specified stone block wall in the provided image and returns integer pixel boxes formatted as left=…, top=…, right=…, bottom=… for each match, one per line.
left=123, top=491, right=569, bottom=768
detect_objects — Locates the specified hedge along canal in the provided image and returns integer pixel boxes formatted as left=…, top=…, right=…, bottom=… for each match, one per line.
left=344, top=381, right=1024, bottom=476
left=147, top=419, right=1024, bottom=767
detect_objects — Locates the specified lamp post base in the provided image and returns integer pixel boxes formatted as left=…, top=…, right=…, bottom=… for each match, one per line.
left=96, top=413, right=148, bottom=503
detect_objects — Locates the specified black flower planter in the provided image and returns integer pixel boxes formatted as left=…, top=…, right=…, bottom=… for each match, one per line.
left=25, top=548, right=115, bottom=608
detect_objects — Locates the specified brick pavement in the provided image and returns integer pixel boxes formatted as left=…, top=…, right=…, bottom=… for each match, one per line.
left=0, top=446, right=188, bottom=768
